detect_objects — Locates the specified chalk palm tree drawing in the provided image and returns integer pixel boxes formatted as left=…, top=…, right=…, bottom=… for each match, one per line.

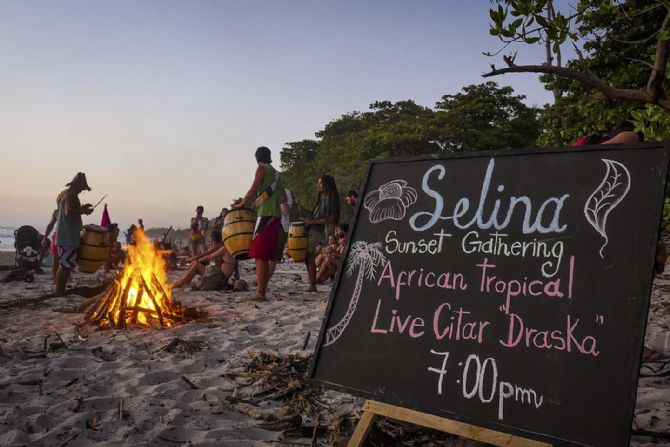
left=324, top=241, right=386, bottom=347
left=584, top=159, right=631, bottom=258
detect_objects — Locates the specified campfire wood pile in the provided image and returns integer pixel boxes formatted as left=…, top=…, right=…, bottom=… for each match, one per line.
left=85, top=269, right=180, bottom=328
left=84, top=229, right=204, bottom=328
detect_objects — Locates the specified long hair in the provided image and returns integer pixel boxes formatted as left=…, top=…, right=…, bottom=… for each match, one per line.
left=319, top=174, right=340, bottom=222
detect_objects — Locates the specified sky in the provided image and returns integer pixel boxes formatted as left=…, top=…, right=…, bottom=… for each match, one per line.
left=0, top=0, right=557, bottom=233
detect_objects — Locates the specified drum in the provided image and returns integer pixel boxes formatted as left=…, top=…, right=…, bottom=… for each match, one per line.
left=287, top=222, right=308, bottom=262
left=222, top=208, right=256, bottom=260
left=77, top=224, right=111, bottom=273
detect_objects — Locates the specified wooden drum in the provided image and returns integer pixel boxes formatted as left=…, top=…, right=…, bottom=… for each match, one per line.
left=222, top=208, right=256, bottom=260
left=77, top=224, right=110, bottom=273
left=288, top=222, right=308, bottom=262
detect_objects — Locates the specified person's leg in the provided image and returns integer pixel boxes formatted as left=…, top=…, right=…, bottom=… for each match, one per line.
left=255, top=259, right=269, bottom=300
left=316, top=261, right=331, bottom=283
left=305, top=253, right=317, bottom=292
left=173, top=262, right=205, bottom=288
left=55, top=246, right=78, bottom=293
left=51, top=253, right=59, bottom=280
left=268, top=260, right=277, bottom=281
left=55, top=266, right=71, bottom=294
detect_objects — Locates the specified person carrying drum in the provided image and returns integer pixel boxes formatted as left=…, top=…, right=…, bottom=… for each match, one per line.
left=55, top=172, right=94, bottom=294
left=233, top=146, right=287, bottom=301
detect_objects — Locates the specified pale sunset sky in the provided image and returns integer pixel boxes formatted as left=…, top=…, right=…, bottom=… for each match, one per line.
left=0, top=0, right=554, bottom=233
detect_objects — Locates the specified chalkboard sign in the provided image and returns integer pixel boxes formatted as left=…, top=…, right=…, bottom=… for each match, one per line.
left=310, top=143, right=670, bottom=447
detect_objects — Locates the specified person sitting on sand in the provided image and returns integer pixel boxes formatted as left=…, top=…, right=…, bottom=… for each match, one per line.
left=172, top=231, right=236, bottom=289
left=316, top=223, right=348, bottom=283
left=105, top=242, right=125, bottom=271
left=211, top=208, right=229, bottom=235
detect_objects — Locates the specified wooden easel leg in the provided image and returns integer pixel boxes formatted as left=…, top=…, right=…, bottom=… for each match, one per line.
left=348, top=400, right=551, bottom=447
left=347, top=403, right=377, bottom=447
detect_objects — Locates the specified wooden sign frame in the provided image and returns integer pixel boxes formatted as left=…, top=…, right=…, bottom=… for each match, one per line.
left=310, top=142, right=670, bottom=447
left=348, top=400, right=552, bottom=447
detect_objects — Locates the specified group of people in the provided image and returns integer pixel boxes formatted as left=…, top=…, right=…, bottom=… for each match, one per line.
left=228, top=146, right=356, bottom=300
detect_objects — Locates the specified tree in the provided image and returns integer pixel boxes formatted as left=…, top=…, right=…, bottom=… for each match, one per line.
left=280, top=84, right=541, bottom=211
left=484, top=1, right=670, bottom=111
left=433, top=82, right=540, bottom=151
left=280, top=139, right=319, bottom=210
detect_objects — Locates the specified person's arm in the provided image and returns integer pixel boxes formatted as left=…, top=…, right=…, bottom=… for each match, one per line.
left=64, top=190, right=93, bottom=216
left=198, top=245, right=227, bottom=263
left=304, top=195, right=337, bottom=225
left=602, top=131, right=641, bottom=145
left=185, top=244, right=219, bottom=263
left=41, top=210, right=57, bottom=248
left=233, top=165, right=264, bottom=208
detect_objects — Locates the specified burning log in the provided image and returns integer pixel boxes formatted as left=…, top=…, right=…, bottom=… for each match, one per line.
left=85, top=229, right=204, bottom=328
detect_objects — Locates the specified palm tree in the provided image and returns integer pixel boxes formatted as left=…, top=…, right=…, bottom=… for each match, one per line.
left=324, top=241, right=386, bottom=347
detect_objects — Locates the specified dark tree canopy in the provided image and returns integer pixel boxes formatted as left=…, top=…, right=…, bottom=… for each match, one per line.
left=434, top=82, right=540, bottom=152
left=280, top=83, right=540, bottom=213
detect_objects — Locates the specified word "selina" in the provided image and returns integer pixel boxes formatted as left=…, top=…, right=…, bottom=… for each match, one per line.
left=409, top=159, right=570, bottom=234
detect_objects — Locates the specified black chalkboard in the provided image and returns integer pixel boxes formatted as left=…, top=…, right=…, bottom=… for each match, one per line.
left=310, top=143, right=670, bottom=447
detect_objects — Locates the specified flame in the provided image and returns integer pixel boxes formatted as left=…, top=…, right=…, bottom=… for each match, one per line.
left=87, top=228, right=178, bottom=327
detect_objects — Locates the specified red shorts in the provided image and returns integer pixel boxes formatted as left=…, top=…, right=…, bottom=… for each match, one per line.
left=248, top=217, right=282, bottom=261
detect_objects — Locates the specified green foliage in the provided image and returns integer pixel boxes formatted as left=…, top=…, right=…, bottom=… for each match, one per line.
left=631, top=105, right=670, bottom=141
left=663, top=198, right=670, bottom=233
left=280, top=83, right=541, bottom=211
left=522, top=0, right=669, bottom=145
left=434, top=82, right=540, bottom=152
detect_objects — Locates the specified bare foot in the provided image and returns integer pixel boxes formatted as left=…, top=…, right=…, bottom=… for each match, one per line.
left=247, top=291, right=266, bottom=301
left=306, top=286, right=317, bottom=293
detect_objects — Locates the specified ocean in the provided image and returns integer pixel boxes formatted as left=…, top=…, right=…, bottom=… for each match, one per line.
left=0, top=226, right=16, bottom=251
left=0, top=236, right=14, bottom=251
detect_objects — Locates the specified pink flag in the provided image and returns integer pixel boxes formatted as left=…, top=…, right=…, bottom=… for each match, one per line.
left=100, top=204, right=111, bottom=227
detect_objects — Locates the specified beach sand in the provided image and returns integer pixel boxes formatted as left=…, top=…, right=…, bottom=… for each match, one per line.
left=1, top=251, right=669, bottom=446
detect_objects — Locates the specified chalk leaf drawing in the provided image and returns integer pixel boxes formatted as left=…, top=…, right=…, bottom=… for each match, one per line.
left=324, top=241, right=386, bottom=347
left=364, top=180, right=417, bottom=223
left=584, top=159, right=631, bottom=258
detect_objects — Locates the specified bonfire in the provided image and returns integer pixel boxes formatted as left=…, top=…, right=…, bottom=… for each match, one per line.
left=85, top=229, right=185, bottom=328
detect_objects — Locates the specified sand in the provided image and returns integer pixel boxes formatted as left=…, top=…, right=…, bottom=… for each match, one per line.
left=1, top=250, right=669, bottom=446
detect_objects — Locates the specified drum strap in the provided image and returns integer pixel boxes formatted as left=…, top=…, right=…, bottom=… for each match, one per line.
left=254, top=170, right=281, bottom=207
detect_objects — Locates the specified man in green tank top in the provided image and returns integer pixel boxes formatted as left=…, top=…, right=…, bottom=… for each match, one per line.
left=55, top=172, right=94, bottom=294
left=233, top=146, right=286, bottom=301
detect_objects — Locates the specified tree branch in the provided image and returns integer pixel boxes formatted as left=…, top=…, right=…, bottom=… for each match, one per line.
left=647, top=7, right=670, bottom=101
left=483, top=55, right=670, bottom=110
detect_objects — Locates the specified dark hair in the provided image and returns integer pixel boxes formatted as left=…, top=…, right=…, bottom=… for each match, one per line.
left=337, top=223, right=349, bottom=233
left=610, top=119, right=644, bottom=141
left=319, top=174, right=340, bottom=222
left=196, top=206, right=204, bottom=213
left=255, top=146, right=272, bottom=164
left=210, top=230, right=222, bottom=244
left=346, top=190, right=358, bottom=198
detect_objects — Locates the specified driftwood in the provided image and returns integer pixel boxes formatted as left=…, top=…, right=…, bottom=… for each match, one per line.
left=0, top=283, right=110, bottom=310
left=632, top=428, right=670, bottom=441
left=181, top=375, right=199, bottom=390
